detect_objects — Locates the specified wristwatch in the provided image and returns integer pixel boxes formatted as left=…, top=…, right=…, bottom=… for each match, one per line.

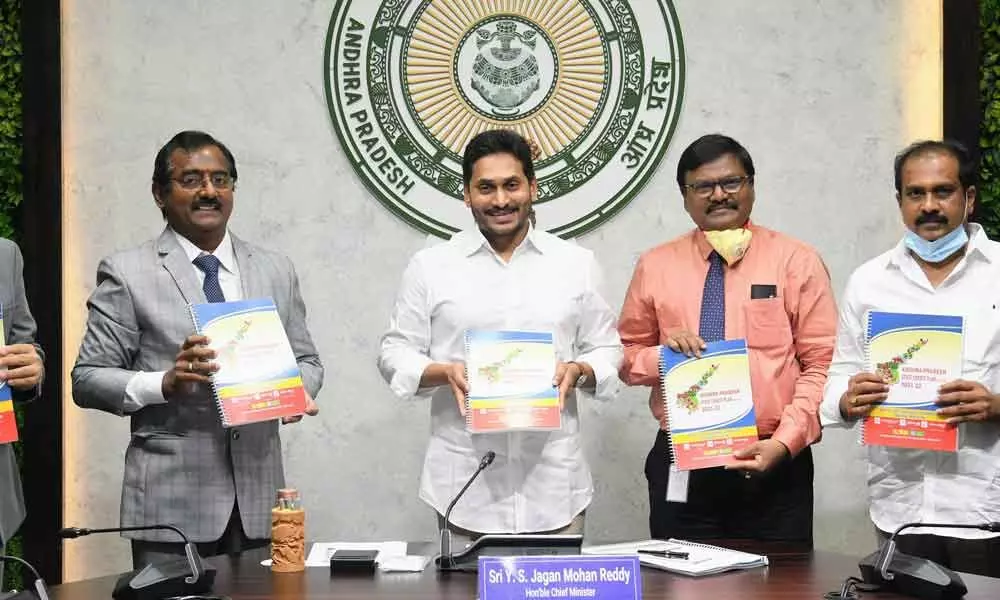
left=569, top=361, right=588, bottom=387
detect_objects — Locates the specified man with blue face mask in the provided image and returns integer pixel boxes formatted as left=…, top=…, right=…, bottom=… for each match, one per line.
left=820, top=140, right=1000, bottom=577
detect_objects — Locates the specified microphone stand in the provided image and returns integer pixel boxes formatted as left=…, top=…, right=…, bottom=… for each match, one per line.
left=438, top=450, right=496, bottom=571
left=876, top=521, right=999, bottom=581
left=0, top=555, right=49, bottom=600
left=60, top=524, right=216, bottom=600
left=60, top=525, right=207, bottom=585
left=859, top=520, right=1000, bottom=600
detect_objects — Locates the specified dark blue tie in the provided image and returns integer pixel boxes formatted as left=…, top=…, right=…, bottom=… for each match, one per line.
left=698, top=251, right=725, bottom=342
left=193, top=254, right=226, bottom=303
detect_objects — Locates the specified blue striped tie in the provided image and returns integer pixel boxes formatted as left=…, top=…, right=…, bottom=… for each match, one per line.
left=193, top=254, right=226, bottom=303
left=698, top=251, right=725, bottom=342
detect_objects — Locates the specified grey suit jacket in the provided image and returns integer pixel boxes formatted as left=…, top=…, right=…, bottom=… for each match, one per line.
left=71, top=229, right=323, bottom=543
left=0, top=238, right=43, bottom=546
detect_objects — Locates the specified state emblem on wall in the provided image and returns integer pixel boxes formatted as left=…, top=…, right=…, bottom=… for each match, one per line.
left=325, top=0, right=684, bottom=238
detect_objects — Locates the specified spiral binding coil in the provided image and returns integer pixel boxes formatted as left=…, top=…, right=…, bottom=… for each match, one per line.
left=187, top=303, right=231, bottom=428
left=860, top=310, right=874, bottom=445
left=464, top=330, right=473, bottom=431
left=659, top=347, right=678, bottom=465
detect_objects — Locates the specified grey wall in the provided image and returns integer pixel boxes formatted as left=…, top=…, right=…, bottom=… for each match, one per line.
left=62, top=0, right=939, bottom=580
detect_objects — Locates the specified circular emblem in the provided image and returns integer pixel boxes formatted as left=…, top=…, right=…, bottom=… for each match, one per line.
left=325, top=0, right=684, bottom=238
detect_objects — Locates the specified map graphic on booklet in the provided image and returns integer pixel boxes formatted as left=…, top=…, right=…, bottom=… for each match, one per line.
left=661, top=339, right=757, bottom=470
left=465, top=330, right=560, bottom=433
left=189, top=298, right=307, bottom=427
left=862, top=311, right=963, bottom=451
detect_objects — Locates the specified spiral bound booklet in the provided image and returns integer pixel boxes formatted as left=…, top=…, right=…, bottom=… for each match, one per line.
left=464, top=329, right=560, bottom=433
left=661, top=340, right=757, bottom=470
left=862, top=311, right=963, bottom=451
left=189, top=298, right=307, bottom=427
left=0, top=304, right=17, bottom=444
left=584, top=538, right=768, bottom=577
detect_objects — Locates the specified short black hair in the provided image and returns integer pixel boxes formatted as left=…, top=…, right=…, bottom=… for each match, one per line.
left=676, top=134, right=755, bottom=189
left=462, top=129, right=535, bottom=187
left=152, top=130, right=238, bottom=197
left=893, top=139, right=977, bottom=193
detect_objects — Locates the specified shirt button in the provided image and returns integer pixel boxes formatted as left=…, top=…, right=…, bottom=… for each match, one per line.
left=231, top=430, right=240, bottom=441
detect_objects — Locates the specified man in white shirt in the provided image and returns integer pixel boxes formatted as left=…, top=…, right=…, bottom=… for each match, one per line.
left=378, top=129, right=623, bottom=543
left=820, top=140, right=1000, bottom=577
left=72, top=131, right=323, bottom=568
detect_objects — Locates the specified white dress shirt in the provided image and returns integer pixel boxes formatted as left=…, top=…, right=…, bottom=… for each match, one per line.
left=122, top=228, right=242, bottom=412
left=821, top=224, right=1000, bottom=539
left=378, top=227, right=623, bottom=533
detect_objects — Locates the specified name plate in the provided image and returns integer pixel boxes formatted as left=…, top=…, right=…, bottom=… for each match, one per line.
left=479, top=555, right=641, bottom=600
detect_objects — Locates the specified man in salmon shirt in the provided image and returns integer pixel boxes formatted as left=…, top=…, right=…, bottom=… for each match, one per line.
left=618, top=134, right=837, bottom=549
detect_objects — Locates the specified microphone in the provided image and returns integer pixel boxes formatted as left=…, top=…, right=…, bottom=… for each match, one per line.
left=0, top=555, right=49, bottom=600
left=858, top=520, right=1000, bottom=600
left=59, top=524, right=216, bottom=600
left=437, top=450, right=496, bottom=571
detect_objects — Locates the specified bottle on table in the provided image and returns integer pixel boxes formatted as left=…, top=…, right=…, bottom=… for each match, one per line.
left=271, top=487, right=306, bottom=572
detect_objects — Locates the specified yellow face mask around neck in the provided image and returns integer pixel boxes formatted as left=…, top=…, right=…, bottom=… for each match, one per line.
left=703, top=228, right=752, bottom=265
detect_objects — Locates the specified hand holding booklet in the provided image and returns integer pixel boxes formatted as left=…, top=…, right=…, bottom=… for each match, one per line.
left=583, top=539, right=768, bottom=577
left=0, top=305, right=16, bottom=444
left=189, top=298, right=308, bottom=427
left=861, top=311, right=963, bottom=451
left=661, top=340, right=758, bottom=470
left=464, top=329, right=560, bottom=433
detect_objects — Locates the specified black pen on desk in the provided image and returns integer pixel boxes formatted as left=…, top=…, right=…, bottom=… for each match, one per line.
left=638, top=549, right=689, bottom=559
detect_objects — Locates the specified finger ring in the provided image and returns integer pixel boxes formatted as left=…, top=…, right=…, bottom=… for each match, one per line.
left=187, top=361, right=194, bottom=372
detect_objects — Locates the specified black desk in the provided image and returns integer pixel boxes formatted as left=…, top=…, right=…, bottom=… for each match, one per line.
left=49, top=544, right=998, bottom=599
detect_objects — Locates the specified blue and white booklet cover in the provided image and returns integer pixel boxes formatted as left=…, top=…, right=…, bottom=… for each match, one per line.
left=660, top=339, right=757, bottom=470
left=862, top=310, right=963, bottom=451
left=464, top=329, right=560, bottom=433
left=188, top=298, right=307, bottom=427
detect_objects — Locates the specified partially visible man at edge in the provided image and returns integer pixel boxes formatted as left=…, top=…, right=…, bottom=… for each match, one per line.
left=821, top=140, right=1000, bottom=577
left=618, top=133, right=837, bottom=550
left=0, top=238, right=45, bottom=585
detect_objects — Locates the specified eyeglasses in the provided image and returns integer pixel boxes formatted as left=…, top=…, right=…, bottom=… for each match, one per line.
left=901, top=185, right=962, bottom=202
left=682, top=175, right=752, bottom=198
left=173, top=171, right=235, bottom=191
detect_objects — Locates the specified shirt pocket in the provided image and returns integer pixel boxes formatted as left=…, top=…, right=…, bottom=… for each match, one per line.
left=518, top=270, right=586, bottom=341
left=744, top=298, right=793, bottom=349
left=962, top=305, right=1000, bottom=388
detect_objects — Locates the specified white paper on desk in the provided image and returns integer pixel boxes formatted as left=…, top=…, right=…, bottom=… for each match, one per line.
left=378, top=554, right=432, bottom=572
left=259, top=541, right=408, bottom=568
left=305, top=541, right=408, bottom=567
left=583, top=539, right=767, bottom=577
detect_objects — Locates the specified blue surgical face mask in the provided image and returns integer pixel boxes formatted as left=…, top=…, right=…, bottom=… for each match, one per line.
left=903, top=223, right=969, bottom=263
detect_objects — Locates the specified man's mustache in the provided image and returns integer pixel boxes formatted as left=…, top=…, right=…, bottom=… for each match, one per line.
left=915, top=212, right=949, bottom=226
left=193, top=198, right=221, bottom=209
left=706, top=200, right=738, bottom=214
left=485, top=206, right=517, bottom=216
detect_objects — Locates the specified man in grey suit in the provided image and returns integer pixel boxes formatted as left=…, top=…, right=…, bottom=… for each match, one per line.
left=0, top=238, right=45, bottom=584
left=72, top=130, right=324, bottom=569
